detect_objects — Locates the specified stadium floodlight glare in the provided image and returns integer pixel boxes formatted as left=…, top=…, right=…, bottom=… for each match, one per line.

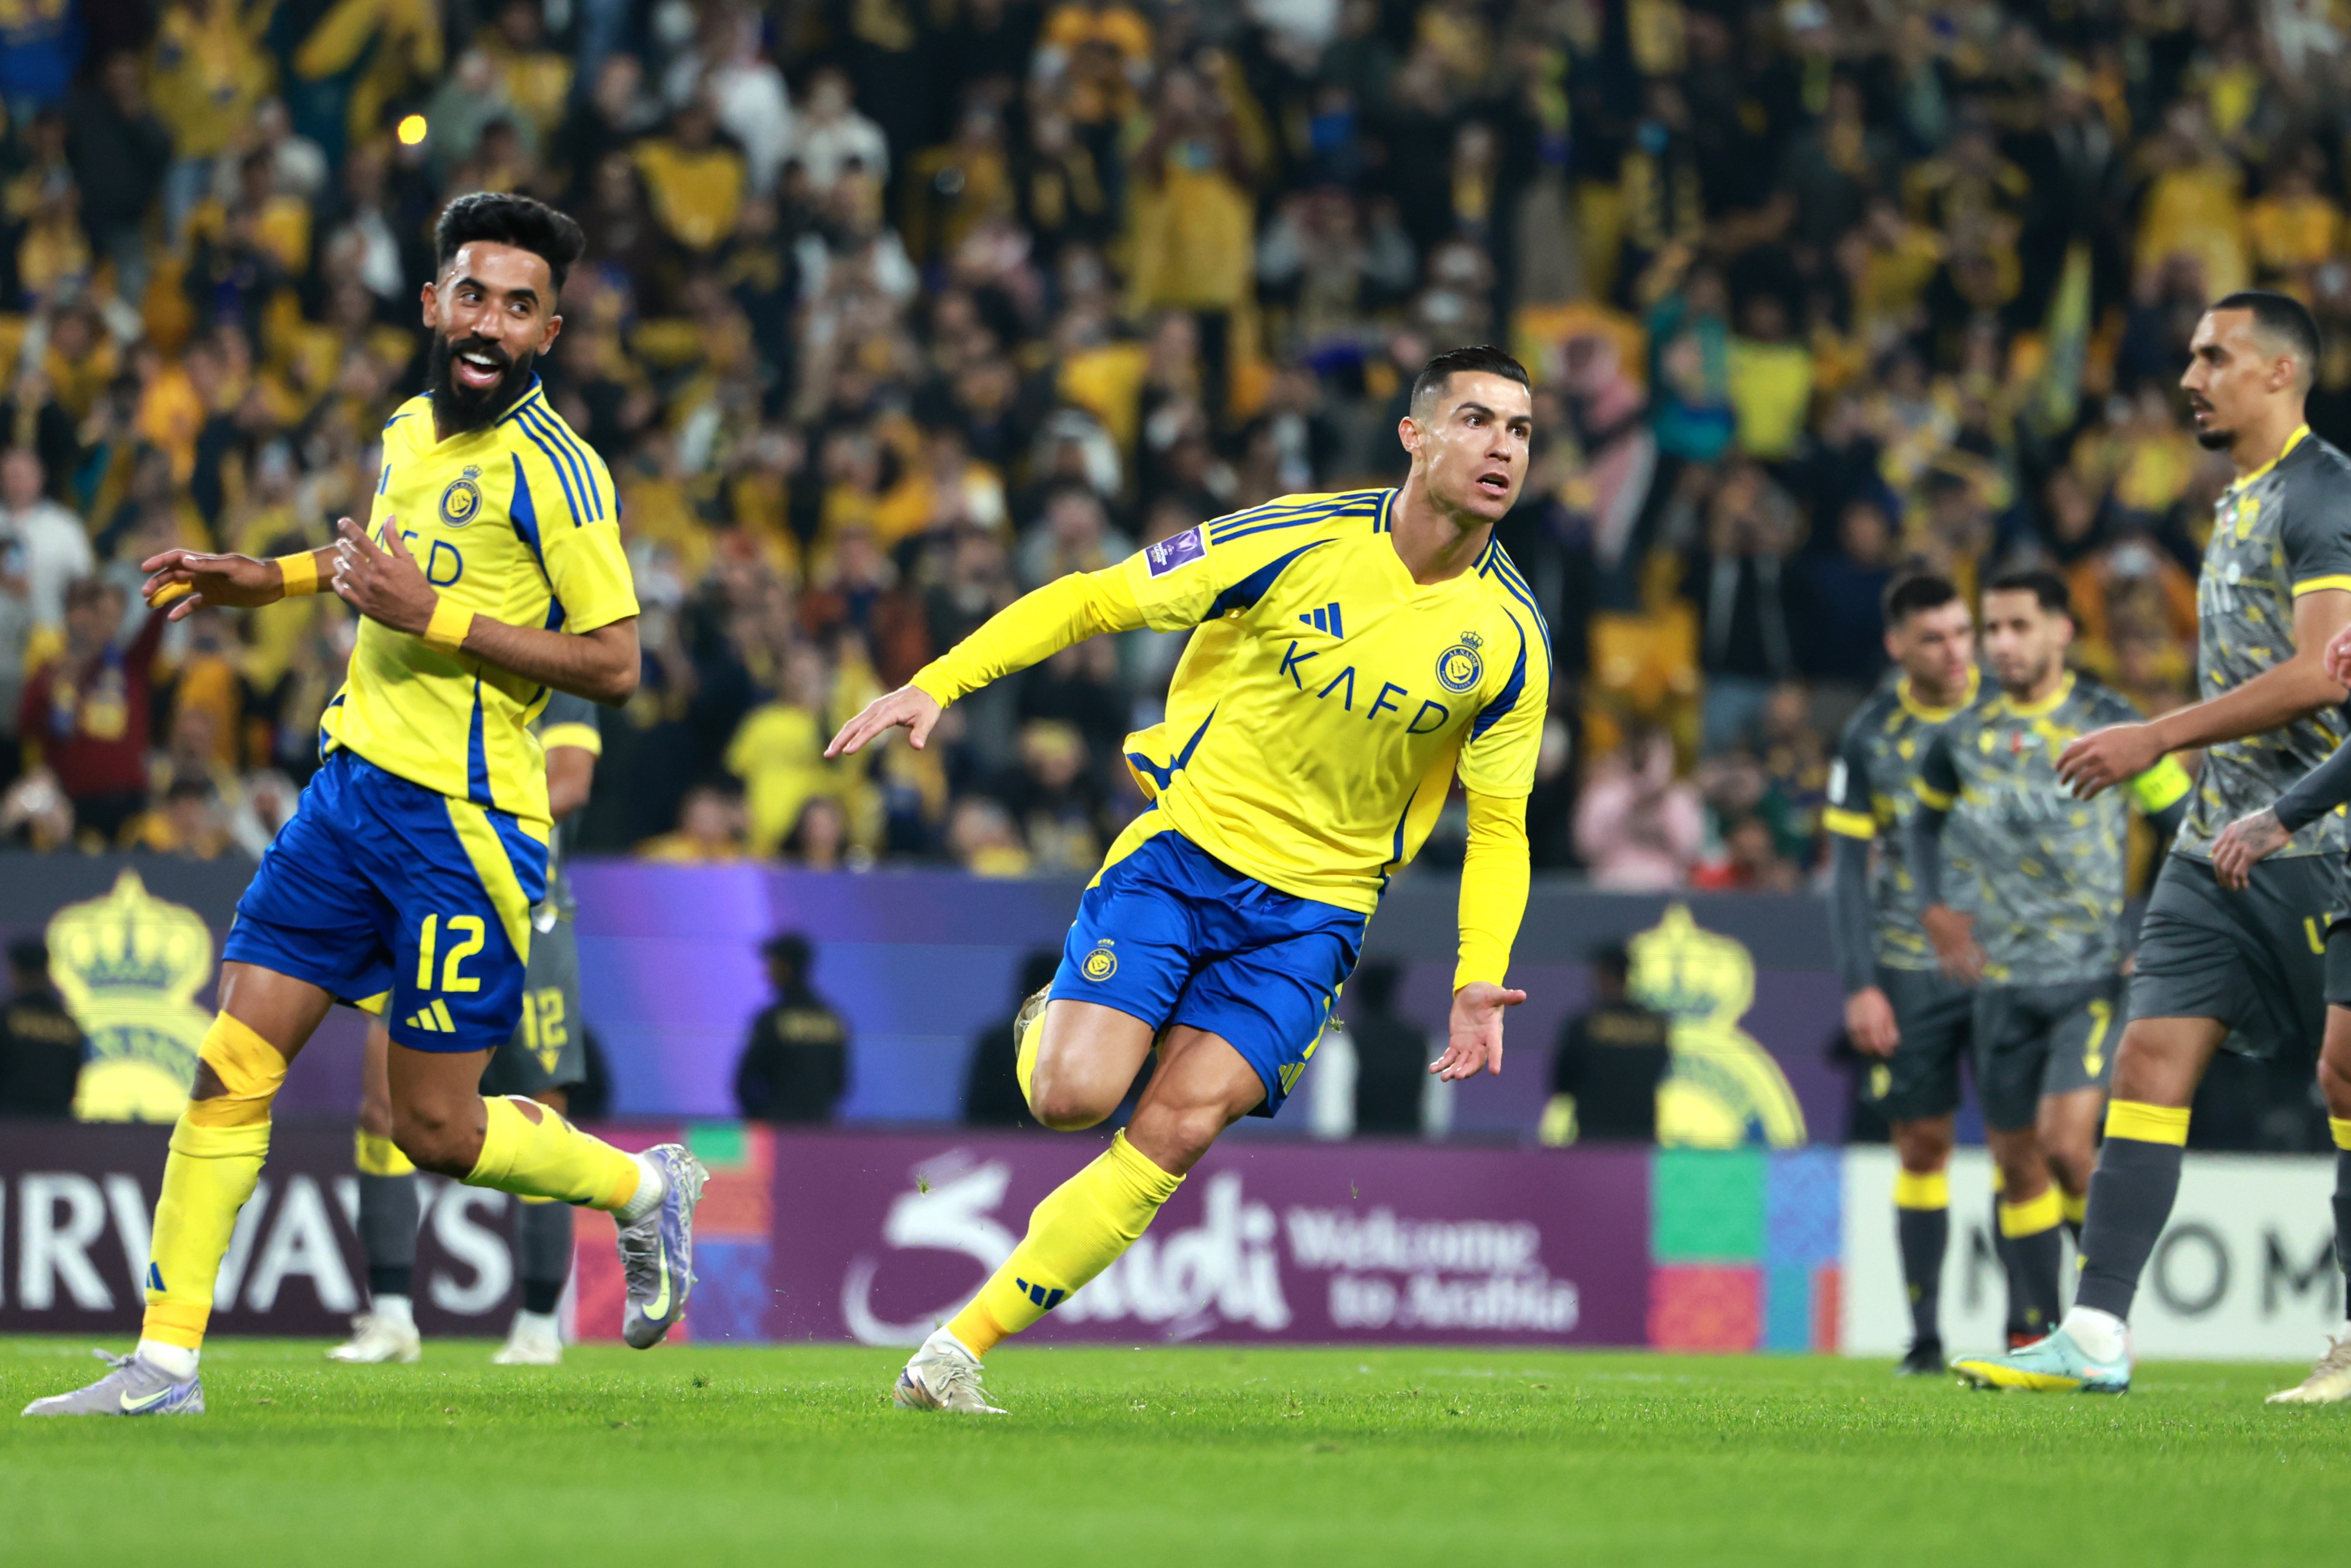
left=397, top=115, right=428, bottom=146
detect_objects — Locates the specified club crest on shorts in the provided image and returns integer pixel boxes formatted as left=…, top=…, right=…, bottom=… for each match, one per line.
left=1081, top=940, right=1117, bottom=981
left=440, top=466, right=484, bottom=528
left=1436, top=631, right=1485, bottom=694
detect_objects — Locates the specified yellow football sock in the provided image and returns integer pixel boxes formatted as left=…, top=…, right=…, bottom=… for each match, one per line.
left=142, top=1015, right=287, bottom=1348
left=1893, top=1168, right=1949, bottom=1210
left=949, top=1133, right=1181, bottom=1355
left=355, top=1130, right=415, bottom=1177
left=468, top=1094, right=642, bottom=1211
left=2061, top=1189, right=2088, bottom=1228
left=1016, top=1005, right=1046, bottom=1115
left=1998, top=1185, right=2065, bottom=1238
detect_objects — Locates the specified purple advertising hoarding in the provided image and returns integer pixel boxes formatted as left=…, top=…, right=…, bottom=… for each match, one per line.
left=0, top=1121, right=528, bottom=1340
left=644, top=1130, right=1654, bottom=1348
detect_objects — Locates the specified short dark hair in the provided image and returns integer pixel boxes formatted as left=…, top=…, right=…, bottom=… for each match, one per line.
left=2211, top=289, right=2322, bottom=376
left=1590, top=942, right=1631, bottom=984
left=8, top=937, right=48, bottom=979
left=1986, top=568, right=2072, bottom=620
left=762, top=932, right=812, bottom=976
left=435, top=191, right=587, bottom=296
left=1881, top=573, right=1960, bottom=626
left=1410, top=345, right=1531, bottom=414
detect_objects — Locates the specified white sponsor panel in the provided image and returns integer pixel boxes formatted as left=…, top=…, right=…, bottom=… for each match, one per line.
left=1843, top=1147, right=2342, bottom=1361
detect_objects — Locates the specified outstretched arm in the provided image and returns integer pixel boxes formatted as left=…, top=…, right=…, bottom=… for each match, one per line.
left=2060, top=588, right=2351, bottom=796
left=1430, top=789, right=1531, bottom=1083
left=827, top=567, right=1146, bottom=756
left=142, top=544, right=336, bottom=615
left=143, top=522, right=642, bottom=705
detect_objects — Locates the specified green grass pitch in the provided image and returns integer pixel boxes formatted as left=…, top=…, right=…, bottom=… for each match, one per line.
left=4, top=1337, right=2344, bottom=1566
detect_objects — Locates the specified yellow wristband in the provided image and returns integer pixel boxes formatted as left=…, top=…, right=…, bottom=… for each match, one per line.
left=422, top=598, right=474, bottom=655
left=273, top=551, right=319, bottom=597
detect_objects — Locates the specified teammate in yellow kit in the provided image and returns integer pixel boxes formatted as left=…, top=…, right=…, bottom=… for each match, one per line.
left=828, top=344, right=1550, bottom=1412
left=26, top=193, right=706, bottom=1418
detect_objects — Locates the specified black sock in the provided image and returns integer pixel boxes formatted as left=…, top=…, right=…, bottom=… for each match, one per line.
left=359, top=1171, right=419, bottom=1302
left=1992, top=1191, right=2028, bottom=1341
left=2333, top=1149, right=2351, bottom=1318
left=1897, top=1202, right=1949, bottom=1349
left=517, top=1197, right=574, bottom=1316
left=2002, top=1212, right=2065, bottom=1339
left=2075, top=1133, right=2186, bottom=1319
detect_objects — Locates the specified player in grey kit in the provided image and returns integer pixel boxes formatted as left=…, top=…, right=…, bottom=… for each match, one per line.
left=329, top=691, right=603, bottom=1365
left=1822, top=573, right=1988, bottom=1375
left=1909, top=571, right=2189, bottom=1346
left=1962, top=290, right=2351, bottom=1395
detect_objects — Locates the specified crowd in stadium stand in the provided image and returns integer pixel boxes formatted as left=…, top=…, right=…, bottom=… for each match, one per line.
left=0, top=0, right=2333, bottom=883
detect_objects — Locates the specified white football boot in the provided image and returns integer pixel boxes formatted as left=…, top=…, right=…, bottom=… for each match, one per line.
left=894, top=1326, right=1007, bottom=1413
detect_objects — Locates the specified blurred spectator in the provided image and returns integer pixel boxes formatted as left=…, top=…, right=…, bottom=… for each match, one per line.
left=1541, top=943, right=1672, bottom=1145
left=1687, top=461, right=1801, bottom=752
left=1575, top=725, right=1703, bottom=892
left=1796, top=499, right=1893, bottom=686
left=121, top=773, right=237, bottom=858
left=18, top=580, right=165, bottom=846
left=0, top=937, right=82, bottom=1117
left=962, top=948, right=1057, bottom=1128
left=0, top=446, right=93, bottom=631
left=65, top=52, right=171, bottom=298
left=1347, top=958, right=1428, bottom=1137
left=734, top=932, right=849, bottom=1124
left=948, top=795, right=1031, bottom=877
left=638, top=783, right=749, bottom=863
left=1692, top=812, right=1802, bottom=891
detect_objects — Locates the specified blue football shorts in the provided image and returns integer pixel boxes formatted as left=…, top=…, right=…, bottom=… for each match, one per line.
left=1049, top=828, right=1367, bottom=1117
left=224, top=749, right=548, bottom=1053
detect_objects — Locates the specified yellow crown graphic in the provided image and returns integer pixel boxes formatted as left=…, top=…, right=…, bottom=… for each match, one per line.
left=1627, top=903, right=1807, bottom=1149
left=47, top=870, right=216, bottom=1123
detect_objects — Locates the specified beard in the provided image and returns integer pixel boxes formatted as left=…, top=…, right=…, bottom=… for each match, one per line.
left=1995, top=655, right=2052, bottom=696
left=428, top=333, right=535, bottom=433
left=2194, top=424, right=2234, bottom=451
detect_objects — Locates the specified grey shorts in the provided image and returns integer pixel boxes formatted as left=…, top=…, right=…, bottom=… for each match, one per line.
left=1972, top=977, right=2121, bottom=1131
left=2128, top=853, right=2349, bottom=1064
left=1868, top=965, right=1975, bottom=1123
left=479, top=912, right=585, bottom=1098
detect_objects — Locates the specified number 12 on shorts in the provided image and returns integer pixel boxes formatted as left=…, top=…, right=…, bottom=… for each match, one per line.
left=417, top=914, right=486, bottom=993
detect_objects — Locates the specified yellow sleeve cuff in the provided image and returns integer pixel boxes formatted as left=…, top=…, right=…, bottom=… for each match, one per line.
left=274, top=551, right=320, bottom=597
left=1823, top=806, right=1877, bottom=840
left=2127, top=755, right=2193, bottom=814
left=423, top=599, right=474, bottom=655
left=539, top=722, right=602, bottom=756
left=2293, top=575, right=2351, bottom=597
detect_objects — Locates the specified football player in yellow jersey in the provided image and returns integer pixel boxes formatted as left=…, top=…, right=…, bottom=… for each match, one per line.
left=829, top=345, right=1550, bottom=1413
left=26, top=195, right=708, bottom=1419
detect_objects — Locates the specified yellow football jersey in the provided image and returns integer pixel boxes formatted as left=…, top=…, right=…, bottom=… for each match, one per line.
left=324, top=379, right=639, bottom=826
left=1110, top=488, right=1550, bottom=913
